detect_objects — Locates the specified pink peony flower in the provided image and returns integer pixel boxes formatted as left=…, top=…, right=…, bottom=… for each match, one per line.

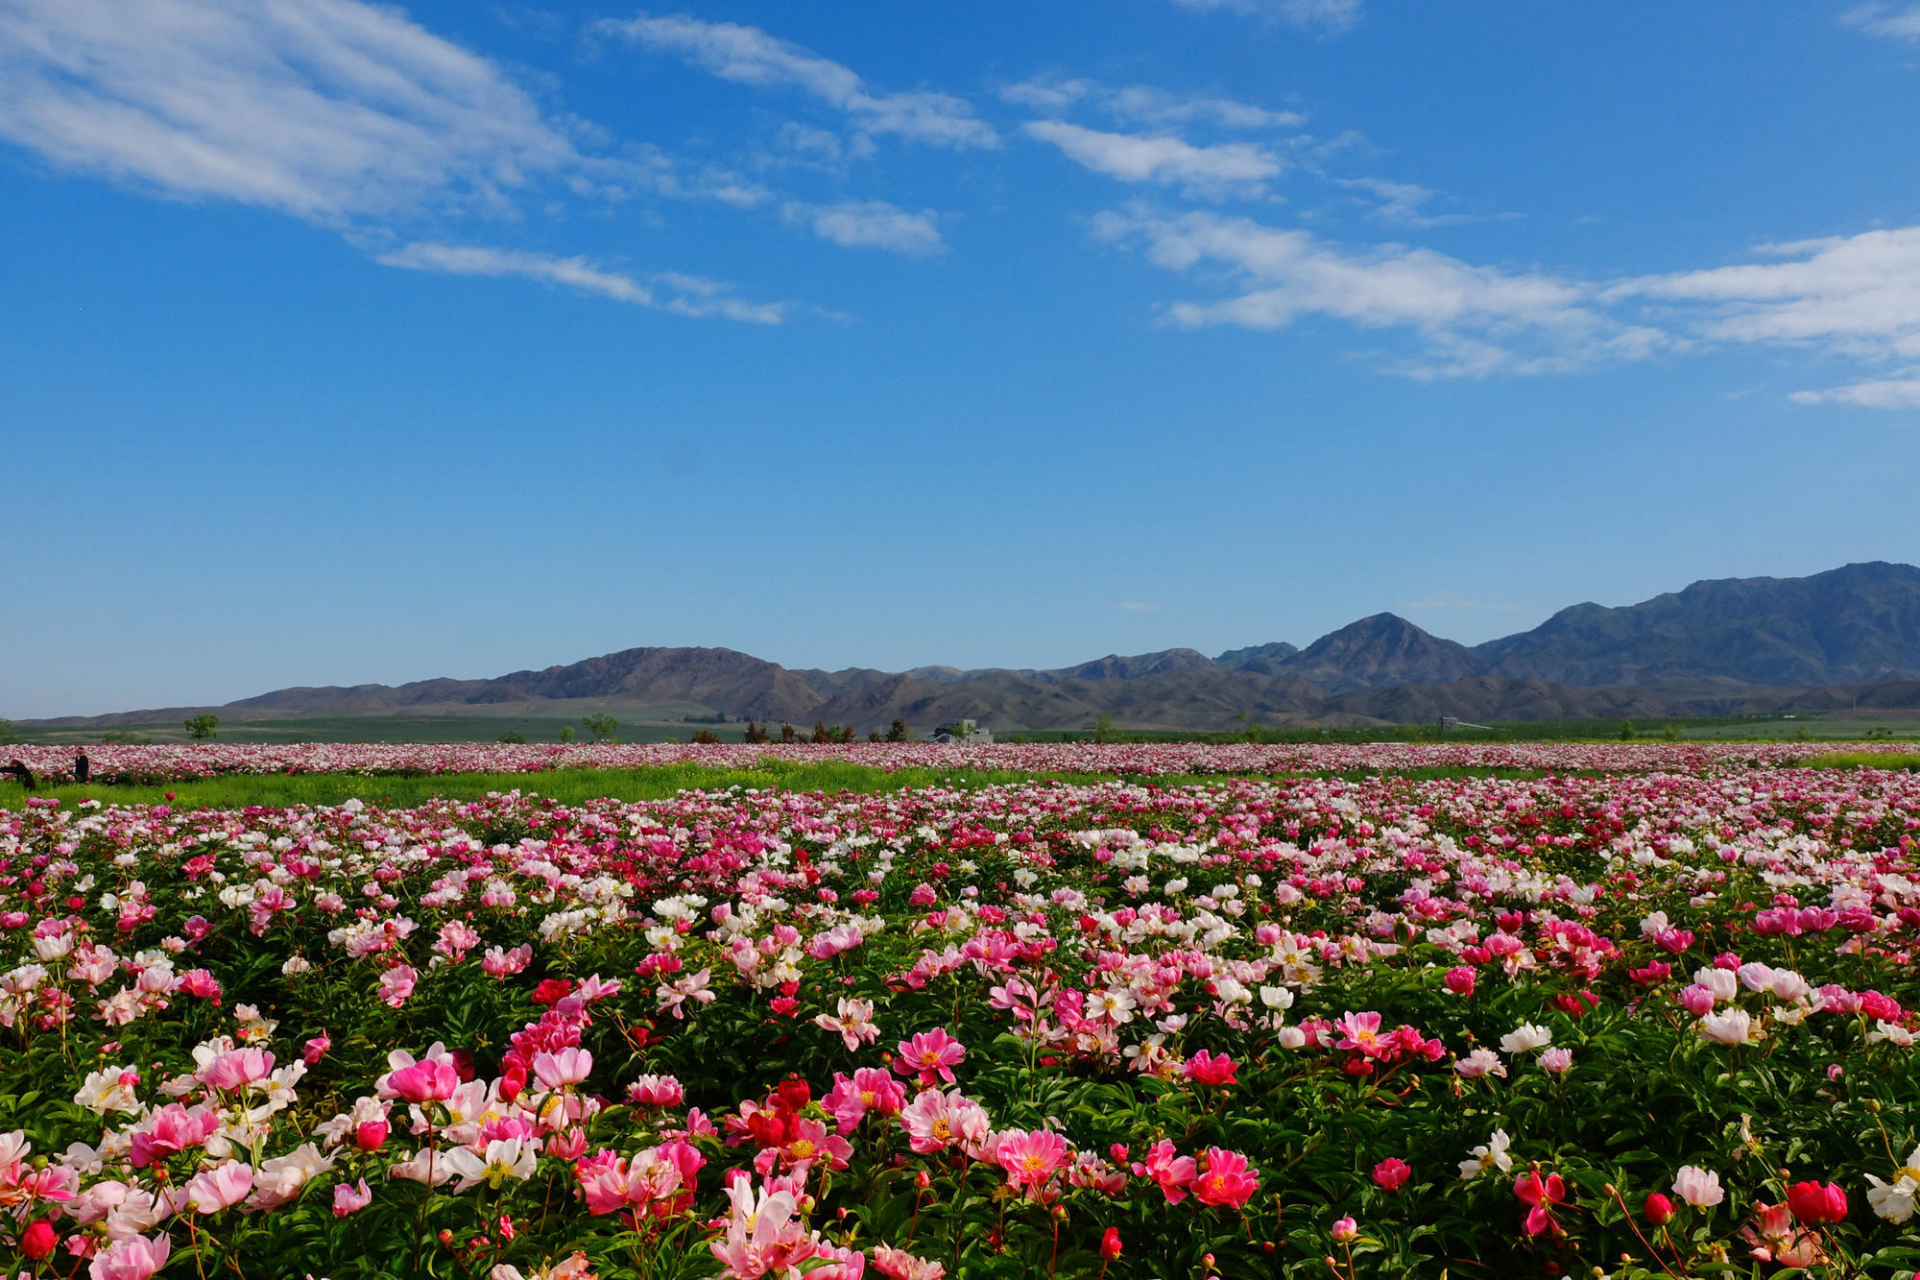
left=88, top=1233, right=171, bottom=1280
left=533, top=1047, right=592, bottom=1091
left=1132, top=1139, right=1198, bottom=1204
left=180, top=1160, right=254, bottom=1213
left=388, top=1059, right=460, bottom=1104
left=1192, top=1148, right=1260, bottom=1210
left=896, top=1027, right=966, bottom=1087
left=1673, top=1165, right=1724, bottom=1208
left=1372, top=1157, right=1412, bottom=1192
left=197, top=1046, right=273, bottom=1091
left=333, top=1178, right=372, bottom=1217
left=995, top=1128, right=1072, bottom=1198
left=377, top=965, right=417, bottom=1009
left=1786, top=1180, right=1848, bottom=1224
left=627, top=1074, right=685, bottom=1108
left=1184, top=1050, right=1237, bottom=1088
left=871, top=1244, right=945, bottom=1280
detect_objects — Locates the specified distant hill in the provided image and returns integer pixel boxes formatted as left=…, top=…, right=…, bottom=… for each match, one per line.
left=1475, top=561, right=1920, bottom=687
left=24, top=562, right=1920, bottom=733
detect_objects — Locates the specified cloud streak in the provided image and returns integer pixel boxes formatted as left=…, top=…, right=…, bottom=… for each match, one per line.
left=782, top=200, right=944, bottom=256
left=0, top=0, right=586, bottom=222
left=1841, top=3, right=1920, bottom=41
left=375, top=242, right=789, bottom=323
left=1607, top=226, right=1920, bottom=362
left=1094, top=204, right=1667, bottom=378
left=1001, top=76, right=1304, bottom=131
left=601, top=13, right=998, bottom=150
left=1025, top=121, right=1281, bottom=198
left=1165, top=0, right=1363, bottom=34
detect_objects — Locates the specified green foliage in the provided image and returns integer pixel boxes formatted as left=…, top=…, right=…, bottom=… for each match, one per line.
left=581, top=712, right=619, bottom=742
left=0, top=718, right=18, bottom=745
left=558, top=725, right=576, bottom=743
left=496, top=729, right=527, bottom=743
left=184, top=713, right=219, bottom=739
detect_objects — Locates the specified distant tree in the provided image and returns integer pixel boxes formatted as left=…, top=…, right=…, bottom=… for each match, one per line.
left=838, top=725, right=856, bottom=743
left=0, top=719, right=17, bottom=746
left=1618, top=720, right=1636, bottom=741
left=184, top=714, right=219, bottom=741
left=868, top=731, right=883, bottom=742
left=744, top=721, right=770, bottom=744
left=559, top=726, right=576, bottom=743
left=1092, top=713, right=1115, bottom=744
left=1659, top=724, right=1682, bottom=742
left=886, top=718, right=908, bottom=743
left=100, top=731, right=152, bottom=744
left=497, top=730, right=527, bottom=744
left=688, top=729, right=721, bottom=744
left=779, top=723, right=798, bottom=744
left=810, top=720, right=831, bottom=744
left=582, top=713, right=619, bottom=743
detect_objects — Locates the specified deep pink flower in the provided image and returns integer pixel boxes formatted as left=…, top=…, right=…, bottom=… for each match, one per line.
left=1786, top=1180, right=1847, bottom=1224
left=896, top=1027, right=966, bottom=1086
left=995, top=1128, right=1072, bottom=1198
left=388, top=1059, right=459, bottom=1104
left=1192, top=1148, right=1260, bottom=1210
left=1131, top=1139, right=1197, bottom=1204
left=1372, top=1157, right=1411, bottom=1192
left=1184, top=1050, right=1237, bottom=1088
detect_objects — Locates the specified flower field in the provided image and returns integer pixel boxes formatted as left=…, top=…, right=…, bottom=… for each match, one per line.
left=1, top=738, right=1905, bottom=785
left=3, top=750, right=1920, bottom=1278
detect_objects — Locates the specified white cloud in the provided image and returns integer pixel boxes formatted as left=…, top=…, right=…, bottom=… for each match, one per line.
left=783, top=200, right=944, bottom=255
left=1789, top=375, right=1920, bottom=409
left=1094, top=204, right=1666, bottom=377
left=1024, top=121, right=1280, bottom=198
left=0, top=0, right=587, bottom=223
left=1166, top=0, right=1363, bottom=34
left=1337, top=177, right=1498, bottom=228
left=1841, top=3, right=1920, bottom=40
left=1001, top=76, right=1304, bottom=131
left=601, top=13, right=997, bottom=150
left=1606, top=226, right=1920, bottom=361
left=375, top=242, right=788, bottom=322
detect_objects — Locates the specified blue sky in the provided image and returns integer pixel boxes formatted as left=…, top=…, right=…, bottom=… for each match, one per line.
left=4, top=0, right=1920, bottom=717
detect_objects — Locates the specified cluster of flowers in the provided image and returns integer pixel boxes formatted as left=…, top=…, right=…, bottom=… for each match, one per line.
left=1, top=753, right=1919, bottom=1275
left=1, top=737, right=1885, bottom=785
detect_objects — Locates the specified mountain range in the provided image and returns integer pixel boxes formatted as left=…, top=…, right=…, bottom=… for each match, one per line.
left=29, top=562, right=1920, bottom=732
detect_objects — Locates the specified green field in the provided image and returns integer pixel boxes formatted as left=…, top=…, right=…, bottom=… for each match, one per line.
left=0, top=760, right=1115, bottom=811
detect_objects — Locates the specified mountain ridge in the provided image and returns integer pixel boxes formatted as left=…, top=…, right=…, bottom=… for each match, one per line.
left=24, top=562, right=1920, bottom=732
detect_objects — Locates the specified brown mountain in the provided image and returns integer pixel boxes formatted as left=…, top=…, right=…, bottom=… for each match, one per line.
left=23, top=563, right=1920, bottom=733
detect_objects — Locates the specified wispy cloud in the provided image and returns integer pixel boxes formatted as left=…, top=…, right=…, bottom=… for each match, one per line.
left=0, top=0, right=814, bottom=320
left=0, top=0, right=584, bottom=223
left=1001, top=76, right=1304, bottom=131
left=1840, top=3, right=1920, bottom=41
left=1094, top=204, right=1667, bottom=378
left=1165, top=0, right=1363, bottom=34
left=375, top=242, right=788, bottom=323
left=1789, top=374, right=1920, bottom=409
left=1024, top=122, right=1281, bottom=199
left=599, top=13, right=998, bottom=150
left=1335, top=177, right=1508, bottom=228
left=782, top=200, right=944, bottom=256
left=1605, top=226, right=1920, bottom=362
